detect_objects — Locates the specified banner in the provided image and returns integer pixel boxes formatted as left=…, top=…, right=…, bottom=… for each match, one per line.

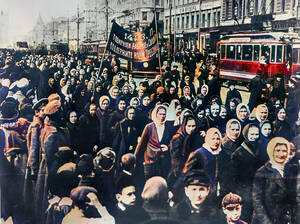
left=107, top=20, right=158, bottom=63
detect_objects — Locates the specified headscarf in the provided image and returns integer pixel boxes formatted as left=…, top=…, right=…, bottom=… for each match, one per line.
left=267, top=137, right=290, bottom=175
left=225, top=119, right=241, bottom=142
left=129, top=97, right=140, bottom=107
left=256, top=104, right=268, bottom=122
left=109, top=85, right=119, bottom=99
left=200, top=84, right=209, bottom=96
left=99, top=95, right=110, bottom=111
left=179, top=108, right=193, bottom=124
left=260, top=120, right=273, bottom=138
left=166, top=99, right=181, bottom=122
left=236, top=103, right=250, bottom=121
left=203, top=127, right=222, bottom=154
left=242, top=123, right=260, bottom=150
left=151, top=104, right=167, bottom=125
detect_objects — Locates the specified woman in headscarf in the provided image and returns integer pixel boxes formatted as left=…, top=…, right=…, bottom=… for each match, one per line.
left=108, top=85, right=120, bottom=110
left=166, top=99, right=182, bottom=137
left=252, top=137, right=291, bottom=224
left=219, top=105, right=228, bottom=135
left=195, top=84, right=209, bottom=108
left=96, top=95, right=113, bottom=148
left=169, top=114, right=204, bottom=181
left=229, top=123, right=266, bottom=223
left=194, top=128, right=222, bottom=194
left=129, top=97, right=140, bottom=108
left=66, top=111, right=81, bottom=154
left=258, top=120, right=274, bottom=163
left=253, top=104, right=269, bottom=126
left=222, top=119, right=243, bottom=158
left=273, top=107, right=294, bottom=141
left=236, top=103, right=250, bottom=130
left=112, top=106, right=139, bottom=167
left=134, top=104, right=172, bottom=180
left=108, top=96, right=127, bottom=130
left=207, top=103, right=221, bottom=129
left=179, top=86, right=194, bottom=110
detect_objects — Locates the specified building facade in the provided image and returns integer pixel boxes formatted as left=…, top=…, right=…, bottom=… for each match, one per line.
left=0, top=10, right=9, bottom=48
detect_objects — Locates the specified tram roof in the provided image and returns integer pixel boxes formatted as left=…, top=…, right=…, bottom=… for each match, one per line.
left=220, top=32, right=299, bottom=42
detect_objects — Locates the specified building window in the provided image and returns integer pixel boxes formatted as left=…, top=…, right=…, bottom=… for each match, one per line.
left=248, top=0, right=254, bottom=16
left=196, top=14, right=199, bottom=28
left=182, top=16, right=185, bottom=29
left=186, top=15, right=189, bottom=29
left=202, top=13, right=205, bottom=27
left=191, top=14, right=194, bottom=28
left=207, top=13, right=211, bottom=27
left=166, top=19, right=169, bottom=31
left=213, top=12, right=216, bottom=26
left=217, top=11, right=220, bottom=26
left=142, top=12, right=147, bottom=21
left=177, top=17, right=180, bottom=29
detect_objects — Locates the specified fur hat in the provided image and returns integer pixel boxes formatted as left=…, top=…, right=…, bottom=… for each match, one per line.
left=0, top=98, right=19, bottom=119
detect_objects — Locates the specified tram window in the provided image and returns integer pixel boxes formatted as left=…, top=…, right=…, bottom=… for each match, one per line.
left=292, top=49, right=298, bottom=64
left=236, top=45, right=241, bottom=60
left=276, top=45, right=283, bottom=62
left=261, top=44, right=270, bottom=62
left=227, top=45, right=235, bottom=59
left=242, top=45, right=253, bottom=61
left=221, top=45, right=226, bottom=59
left=254, top=45, right=260, bottom=61
left=271, top=45, right=276, bottom=62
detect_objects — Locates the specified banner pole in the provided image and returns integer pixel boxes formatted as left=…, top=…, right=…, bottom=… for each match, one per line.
left=154, top=7, right=162, bottom=75
left=92, top=26, right=111, bottom=100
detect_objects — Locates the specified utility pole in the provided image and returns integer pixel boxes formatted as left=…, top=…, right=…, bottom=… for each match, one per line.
left=75, top=6, right=84, bottom=53
left=168, top=1, right=172, bottom=64
left=67, top=17, right=70, bottom=46
left=52, top=17, right=55, bottom=42
left=105, top=0, right=109, bottom=41
left=173, top=2, right=177, bottom=61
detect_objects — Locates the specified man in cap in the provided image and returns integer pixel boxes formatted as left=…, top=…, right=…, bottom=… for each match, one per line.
left=170, top=170, right=220, bottom=224
left=26, top=98, right=48, bottom=181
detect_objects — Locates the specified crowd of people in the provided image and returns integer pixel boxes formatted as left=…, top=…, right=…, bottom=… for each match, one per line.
left=0, top=49, right=300, bottom=224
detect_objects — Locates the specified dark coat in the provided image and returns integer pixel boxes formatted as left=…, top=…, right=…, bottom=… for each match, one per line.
left=252, top=162, right=291, bottom=224
left=179, top=95, right=194, bottom=110
left=273, top=119, right=294, bottom=141
left=207, top=77, right=221, bottom=99
left=225, top=89, right=242, bottom=109
left=96, top=108, right=113, bottom=148
left=170, top=197, right=222, bottom=224
left=248, top=76, right=266, bottom=112
left=112, top=118, right=139, bottom=166
left=115, top=204, right=149, bottom=224
left=229, top=141, right=266, bottom=223
left=78, top=112, right=100, bottom=155
left=286, top=82, right=300, bottom=126
left=66, top=121, right=81, bottom=153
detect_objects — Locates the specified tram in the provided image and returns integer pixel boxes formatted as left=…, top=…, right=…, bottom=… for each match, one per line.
left=217, top=32, right=299, bottom=83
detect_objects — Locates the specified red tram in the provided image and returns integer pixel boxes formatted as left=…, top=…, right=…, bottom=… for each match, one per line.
left=217, top=32, right=299, bottom=82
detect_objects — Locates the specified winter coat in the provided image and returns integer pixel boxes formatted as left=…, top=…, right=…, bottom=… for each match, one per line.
left=96, top=108, right=113, bottom=148
left=248, top=76, right=266, bottom=112
left=78, top=112, right=100, bottom=155
left=252, top=162, right=291, bottom=224
left=286, top=82, right=300, bottom=126
left=273, top=119, right=294, bottom=141
left=225, top=89, right=242, bottom=109
left=66, top=121, right=81, bottom=153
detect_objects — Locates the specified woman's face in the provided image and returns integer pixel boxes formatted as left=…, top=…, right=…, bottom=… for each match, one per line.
left=138, top=89, right=144, bottom=97
left=123, top=86, right=129, bottom=94
left=210, top=104, right=220, bottom=117
left=258, top=107, right=268, bottom=121
left=185, top=119, right=196, bottom=135
left=273, top=144, right=288, bottom=164
left=112, top=88, right=119, bottom=98
left=101, top=99, right=109, bottom=110
left=210, top=133, right=221, bottom=150
left=131, top=99, right=139, bottom=107
left=183, top=87, right=190, bottom=96
left=127, top=108, right=135, bottom=120
left=261, top=123, right=272, bottom=137
left=220, top=107, right=227, bottom=119
left=228, top=123, right=240, bottom=141
left=239, top=107, right=248, bottom=120
left=201, top=87, right=208, bottom=96
left=142, top=96, right=151, bottom=106
left=197, top=110, right=205, bottom=119
left=247, top=127, right=260, bottom=142
left=118, top=100, right=126, bottom=111
left=69, top=111, right=77, bottom=124
left=156, top=108, right=166, bottom=123
left=277, top=108, right=286, bottom=121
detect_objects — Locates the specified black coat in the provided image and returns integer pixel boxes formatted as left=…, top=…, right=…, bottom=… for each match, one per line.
left=286, top=83, right=300, bottom=126
left=273, top=119, right=294, bottom=141
left=252, top=162, right=291, bottom=224
left=248, top=76, right=266, bottom=112
left=169, top=197, right=222, bottom=224
left=96, top=108, right=113, bottom=148
left=78, top=113, right=100, bottom=155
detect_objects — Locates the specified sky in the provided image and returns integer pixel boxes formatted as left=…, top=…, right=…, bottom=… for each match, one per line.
left=0, top=0, right=80, bottom=46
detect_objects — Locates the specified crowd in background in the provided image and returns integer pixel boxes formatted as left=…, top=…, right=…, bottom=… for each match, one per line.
left=0, top=49, right=300, bottom=224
